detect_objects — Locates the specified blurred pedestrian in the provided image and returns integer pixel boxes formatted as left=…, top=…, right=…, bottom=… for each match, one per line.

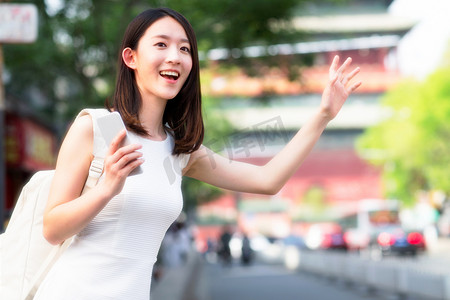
left=204, top=237, right=217, bottom=262
left=241, top=233, right=253, bottom=266
left=218, top=225, right=233, bottom=266
left=34, top=6, right=361, bottom=300
left=162, top=220, right=191, bottom=266
left=176, top=221, right=192, bottom=262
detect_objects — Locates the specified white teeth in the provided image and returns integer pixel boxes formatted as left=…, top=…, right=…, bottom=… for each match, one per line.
left=160, top=71, right=179, bottom=78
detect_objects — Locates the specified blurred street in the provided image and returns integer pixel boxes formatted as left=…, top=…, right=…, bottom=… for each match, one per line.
left=152, top=237, right=450, bottom=300
left=201, top=260, right=390, bottom=300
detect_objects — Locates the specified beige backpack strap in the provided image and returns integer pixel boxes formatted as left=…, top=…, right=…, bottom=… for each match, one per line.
left=76, top=108, right=110, bottom=193
left=23, top=238, right=71, bottom=300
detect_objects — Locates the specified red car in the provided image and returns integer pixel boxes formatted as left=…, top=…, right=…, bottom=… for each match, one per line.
left=305, top=222, right=347, bottom=250
left=373, top=225, right=425, bottom=256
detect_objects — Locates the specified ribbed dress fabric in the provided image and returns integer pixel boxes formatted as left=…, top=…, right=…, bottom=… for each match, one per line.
left=34, top=132, right=188, bottom=300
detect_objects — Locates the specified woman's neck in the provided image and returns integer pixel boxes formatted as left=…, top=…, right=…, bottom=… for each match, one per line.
left=139, top=96, right=167, bottom=140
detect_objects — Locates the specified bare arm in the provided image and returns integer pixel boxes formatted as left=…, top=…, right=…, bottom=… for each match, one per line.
left=43, top=115, right=144, bottom=245
left=184, top=56, right=361, bottom=195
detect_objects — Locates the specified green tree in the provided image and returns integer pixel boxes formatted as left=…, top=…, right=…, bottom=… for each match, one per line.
left=3, top=0, right=342, bottom=208
left=5, top=0, right=141, bottom=124
left=357, top=67, right=450, bottom=206
left=165, top=0, right=303, bottom=50
left=4, top=0, right=305, bottom=121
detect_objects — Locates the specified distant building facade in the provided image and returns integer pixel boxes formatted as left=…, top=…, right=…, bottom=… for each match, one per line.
left=194, top=0, right=417, bottom=247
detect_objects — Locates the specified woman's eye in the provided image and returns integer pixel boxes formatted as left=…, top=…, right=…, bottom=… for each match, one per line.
left=155, top=42, right=166, bottom=47
left=181, top=46, right=191, bottom=53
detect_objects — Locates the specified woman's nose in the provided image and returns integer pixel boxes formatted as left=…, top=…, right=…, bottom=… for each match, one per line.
left=166, top=46, right=181, bottom=64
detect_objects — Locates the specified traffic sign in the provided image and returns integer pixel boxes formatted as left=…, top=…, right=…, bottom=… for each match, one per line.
left=0, top=4, right=38, bottom=43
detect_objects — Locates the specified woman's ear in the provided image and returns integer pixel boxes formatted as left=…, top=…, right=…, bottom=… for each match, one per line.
left=122, top=47, right=136, bottom=69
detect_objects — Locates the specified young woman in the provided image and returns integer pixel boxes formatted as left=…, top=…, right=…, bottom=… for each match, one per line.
left=36, top=7, right=361, bottom=300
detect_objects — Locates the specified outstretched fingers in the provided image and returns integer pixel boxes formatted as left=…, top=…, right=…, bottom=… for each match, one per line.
left=336, top=57, right=353, bottom=78
left=329, top=55, right=340, bottom=80
left=330, top=56, right=362, bottom=93
left=342, top=66, right=361, bottom=86
left=329, top=56, right=354, bottom=84
left=348, top=81, right=362, bottom=93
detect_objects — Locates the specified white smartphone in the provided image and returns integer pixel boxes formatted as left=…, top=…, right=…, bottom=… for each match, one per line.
left=97, top=111, right=132, bottom=147
left=97, top=111, right=143, bottom=175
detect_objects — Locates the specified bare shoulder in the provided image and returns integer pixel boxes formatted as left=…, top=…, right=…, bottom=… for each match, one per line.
left=69, top=114, right=94, bottom=137
left=56, top=114, right=94, bottom=169
left=65, top=115, right=94, bottom=147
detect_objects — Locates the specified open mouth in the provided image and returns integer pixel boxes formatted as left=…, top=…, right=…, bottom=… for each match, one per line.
left=159, top=70, right=180, bottom=81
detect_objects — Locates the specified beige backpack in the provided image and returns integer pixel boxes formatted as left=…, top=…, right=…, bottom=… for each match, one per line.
left=0, top=108, right=110, bottom=300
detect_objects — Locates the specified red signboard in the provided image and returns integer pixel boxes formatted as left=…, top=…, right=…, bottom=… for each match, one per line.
left=5, top=113, right=57, bottom=171
left=23, top=119, right=57, bottom=170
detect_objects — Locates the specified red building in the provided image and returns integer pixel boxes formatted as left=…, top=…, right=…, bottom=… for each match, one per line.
left=194, top=2, right=415, bottom=247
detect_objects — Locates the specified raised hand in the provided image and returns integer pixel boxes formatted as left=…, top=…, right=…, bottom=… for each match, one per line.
left=320, top=55, right=362, bottom=121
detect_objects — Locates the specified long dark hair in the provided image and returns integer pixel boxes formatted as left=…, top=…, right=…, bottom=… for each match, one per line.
left=107, top=7, right=204, bottom=155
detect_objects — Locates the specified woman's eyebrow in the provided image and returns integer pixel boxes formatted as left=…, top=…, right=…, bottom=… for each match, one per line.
left=152, top=34, right=189, bottom=43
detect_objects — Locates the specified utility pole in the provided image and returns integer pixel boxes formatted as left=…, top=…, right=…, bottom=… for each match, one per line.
left=0, top=42, right=4, bottom=232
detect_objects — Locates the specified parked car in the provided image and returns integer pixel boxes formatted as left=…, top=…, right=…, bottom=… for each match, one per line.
left=282, top=234, right=306, bottom=249
left=339, top=199, right=402, bottom=252
left=371, top=225, right=426, bottom=256
left=305, top=222, right=347, bottom=250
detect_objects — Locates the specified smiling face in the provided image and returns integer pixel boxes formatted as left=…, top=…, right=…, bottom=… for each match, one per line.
left=123, top=16, right=193, bottom=102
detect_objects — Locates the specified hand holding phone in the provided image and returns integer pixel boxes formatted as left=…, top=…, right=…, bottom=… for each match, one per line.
left=97, top=111, right=143, bottom=175
left=97, top=111, right=133, bottom=147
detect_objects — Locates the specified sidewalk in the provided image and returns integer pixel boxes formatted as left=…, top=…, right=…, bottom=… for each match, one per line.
left=425, top=236, right=450, bottom=267
left=150, top=250, right=209, bottom=300
left=428, top=237, right=450, bottom=254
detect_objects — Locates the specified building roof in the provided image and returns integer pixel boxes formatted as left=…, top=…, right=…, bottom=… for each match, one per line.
left=290, top=13, right=417, bottom=34
left=212, top=93, right=389, bottom=133
left=202, top=34, right=402, bottom=61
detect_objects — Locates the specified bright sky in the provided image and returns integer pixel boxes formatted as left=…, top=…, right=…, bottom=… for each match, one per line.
left=44, top=0, right=64, bottom=16
left=389, top=0, right=450, bottom=79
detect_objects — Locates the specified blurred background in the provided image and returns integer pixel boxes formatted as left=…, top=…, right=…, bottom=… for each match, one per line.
left=1, top=0, right=450, bottom=299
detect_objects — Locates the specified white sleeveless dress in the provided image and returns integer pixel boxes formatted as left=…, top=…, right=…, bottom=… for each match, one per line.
left=34, top=132, right=188, bottom=300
